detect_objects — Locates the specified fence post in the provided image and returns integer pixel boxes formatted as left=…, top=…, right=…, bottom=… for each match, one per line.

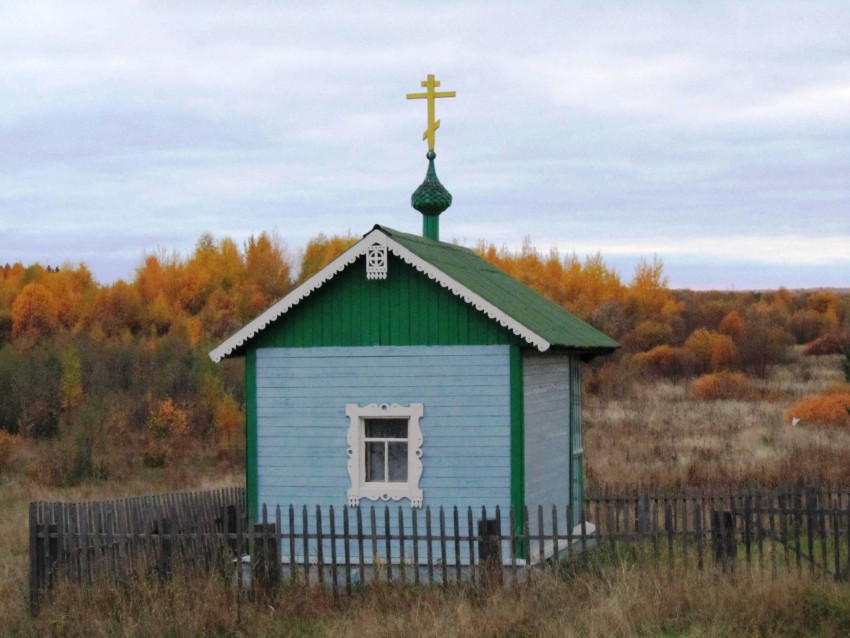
left=253, top=505, right=279, bottom=600
left=806, top=486, right=817, bottom=574
left=711, top=510, right=736, bottom=570
left=694, top=501, right=703, bottom=570
left=637, top=494, right=651, bottom=535
left=743, top=494, right=752, bottom=567
left=832, top=503, right=841, bottom=581
left=28, top=503, right=40, bottom=615
left=156, top=517, right=173, bottom=581
left=665, top=503, right=674, bottom=572
left=478, top=512, right=502, bottom=587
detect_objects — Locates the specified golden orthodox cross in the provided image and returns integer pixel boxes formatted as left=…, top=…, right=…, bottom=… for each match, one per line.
left=406, top=74, right=456, bottom=151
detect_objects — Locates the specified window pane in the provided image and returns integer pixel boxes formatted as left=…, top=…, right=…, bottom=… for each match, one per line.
left=387, top=442, right=408, bottom=481
left=365, top=418, right=407, bottom=439
left=365, top=442, right=385, bottom=481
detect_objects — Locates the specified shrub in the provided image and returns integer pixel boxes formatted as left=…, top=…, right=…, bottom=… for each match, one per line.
left=621, top=320, right=674, bottom=353
left=214, top=394, right=243, bottom=462
left=710, top=334, right=737, bottom=371
left=737, top=322, right=794, bottom=378
left=684, top=329, right=737, bottom=374
left=718, top=310, right=745, bottom=340
left=787, top=308, right=838, bottom=344
left=632, top=345, right=692, bottom=379
left=148, top=398, right=190, bottom=439
left=804, top=333, right=849, bottom=356
left=145, top=398, right=190, bottom=466
left=584, top=360, right=639, bottom=399
left=0, top=429, right=19, bottom=471
left=692, top=371, right=754, bottom=401
left=786, top=386, right=850, bottom=427
left=683, top=328, right=715, bottom=374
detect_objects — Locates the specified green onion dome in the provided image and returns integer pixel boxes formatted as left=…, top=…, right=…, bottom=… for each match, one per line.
left=411, top=150, right=452, bottom=217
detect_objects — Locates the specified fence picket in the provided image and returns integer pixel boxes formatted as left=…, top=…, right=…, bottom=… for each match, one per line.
left=29, top=484, right=850, bottom=610
left=356, top=507, right=365, bottom=582
left=343, top=507, right=352, bottom=594
left=551, top=505, right=559, bottom=571
left=466, top=507, right=475, bottom=586
left=369, top=507, right=378, bottom=582
left=316, top=505, right=325, bottom=585
left=439, top=507, right=447, bottom=586
left=288, top=505, right=297, bottom=581
left=302, top=505, right=310, bottom=581
left=832, top=504, right=840, bottom=580
left=398, top=508, right=406, bottom=585
left=425, top=506, right=434, bottom=585
left=453, top=507, right=461, bottom=582
left=329, top=505, right=338, bottom=594
left=383, top=506, right=391, bottom=583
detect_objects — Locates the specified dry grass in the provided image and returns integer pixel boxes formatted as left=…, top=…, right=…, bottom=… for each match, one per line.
left=0, top=464, right=242, bottom=637
left=585, top=350, right=850, bottom=489
left=9, top=563, right=850, bottom=637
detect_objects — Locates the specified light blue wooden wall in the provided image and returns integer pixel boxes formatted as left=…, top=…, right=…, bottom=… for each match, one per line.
left=523, top=352, right=573, bottom=539
left=255, top=344, right=512, bottom=562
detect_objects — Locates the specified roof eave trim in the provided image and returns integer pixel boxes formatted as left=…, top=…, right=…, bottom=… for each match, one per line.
left=381, top=235, right=551, bottom=352
left=208, top=228, right=388, bottom=362
left=209, top=227, right=553, bottom=362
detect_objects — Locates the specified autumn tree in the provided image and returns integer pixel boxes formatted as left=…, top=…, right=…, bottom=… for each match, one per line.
left=11, top=283, right=61, bottom=348
left=242, top=232, right=293, bottom=318
left=297, top=233, right=358, bottom=283
left=59, top=347, right=83, bottom=429
left=624, top=256, right=670, bottom=323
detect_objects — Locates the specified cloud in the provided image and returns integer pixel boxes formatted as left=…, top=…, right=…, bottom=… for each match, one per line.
left=0, top=1, right=847, bottom=289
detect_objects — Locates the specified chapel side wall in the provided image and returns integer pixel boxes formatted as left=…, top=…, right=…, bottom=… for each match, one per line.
left=523, top=352, right=572, bottom=536
left=254, top=344, right=513, bottom=559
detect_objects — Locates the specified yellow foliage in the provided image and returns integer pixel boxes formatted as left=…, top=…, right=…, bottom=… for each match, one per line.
left=11, top=283, right=60, bottom=347
left=475, top=243, right=624, bottom=322
left=625, top=256, right=671, bottom=322
left=684, top=328, right=715, bottom=373
left=214, top=394, right=241, bottom=439
left=148, top=398, right=190, bottom=439
left=685, top=329, right=736, bottom=373
left=298, top=233, right=357, bottom=283
left=214, top=394, right=242, bottom=462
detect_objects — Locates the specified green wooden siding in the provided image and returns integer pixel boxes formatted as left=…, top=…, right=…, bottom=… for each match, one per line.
left=510, top=344, right=526, bottom=558
left=245, top=348, right=258, bottom=523
left=569, top=355, right=584, bottom=528
left=253, top=253, right=522, bottom=349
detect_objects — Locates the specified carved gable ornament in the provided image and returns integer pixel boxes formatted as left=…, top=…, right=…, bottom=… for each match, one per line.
left=366, top=243, right=388, bottom=280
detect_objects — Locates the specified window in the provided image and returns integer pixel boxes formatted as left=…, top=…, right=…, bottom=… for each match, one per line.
left=346, top=403, right=424, bottom=507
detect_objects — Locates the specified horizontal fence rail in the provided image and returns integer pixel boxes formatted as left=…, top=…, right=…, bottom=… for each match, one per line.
left=29, top=484, right=850, bottom=613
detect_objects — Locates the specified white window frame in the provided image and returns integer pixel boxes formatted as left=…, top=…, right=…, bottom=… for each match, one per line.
left=346, top=402, right=424, bottom=507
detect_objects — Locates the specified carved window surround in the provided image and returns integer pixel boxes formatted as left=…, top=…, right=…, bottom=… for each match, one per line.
left=346, top=402, right=424, bottom=507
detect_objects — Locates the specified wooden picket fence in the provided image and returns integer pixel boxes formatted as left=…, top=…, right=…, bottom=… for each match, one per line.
left=29, top=484, right=850, bottom=613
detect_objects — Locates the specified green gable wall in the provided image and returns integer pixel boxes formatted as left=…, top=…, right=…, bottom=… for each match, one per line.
left=252, top=253, right=523, bottom=349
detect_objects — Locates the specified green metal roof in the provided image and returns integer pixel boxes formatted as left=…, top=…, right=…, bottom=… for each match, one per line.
left=376, top=225, right=619, bottom=353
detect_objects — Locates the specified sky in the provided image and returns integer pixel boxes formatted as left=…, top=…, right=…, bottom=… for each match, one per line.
left=1, top=1, right=848, bottom=290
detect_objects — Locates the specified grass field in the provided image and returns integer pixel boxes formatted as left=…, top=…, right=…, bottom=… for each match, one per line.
left=2, top=349, right=849, bottom=636
left=586, top=350, right=850, bottom=489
